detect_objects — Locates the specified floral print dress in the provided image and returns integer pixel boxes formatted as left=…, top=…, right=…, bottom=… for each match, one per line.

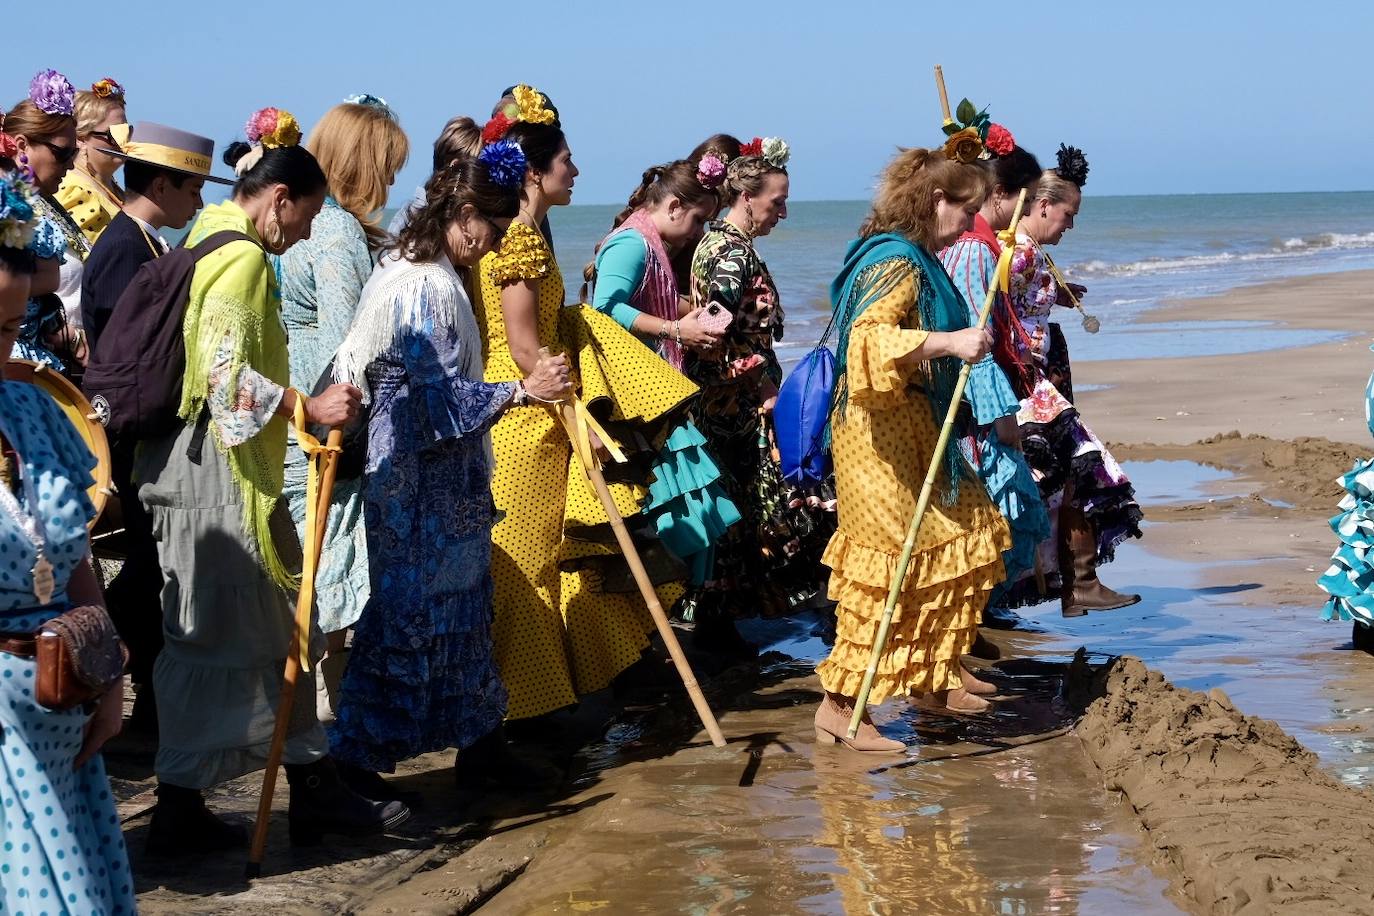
left=681, top=219, right=836, bottom=622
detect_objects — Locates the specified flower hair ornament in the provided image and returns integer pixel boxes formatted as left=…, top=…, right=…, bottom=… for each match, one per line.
left=28, top=70, right=76, bottom=117
left=1055, top=143, right=1090, bottom=187
left=696, top=154, right=726, bottom=189
left=738, top=136, right=790, bottom=170
left=0, top=114, right=18, bottom=161
left=940, top=98, right=994, bottom=163
left=0, top=170, right=39, bottom=250
left=344, top=93, right=398, bottom=121
left=27, top=216, right=66, bottom=261
left=235, top=107, right=303, bottom=176
left=482, top=84, right=556, bottom=144
left=90, top=77, right=126, bottom=101
left=479, top=139, right=528, bottom=190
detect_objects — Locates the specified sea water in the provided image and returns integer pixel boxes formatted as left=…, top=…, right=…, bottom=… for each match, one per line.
left=538, top=191, right=1374, bottom=367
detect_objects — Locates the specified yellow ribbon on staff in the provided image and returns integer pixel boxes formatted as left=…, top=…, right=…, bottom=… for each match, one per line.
left=288, top=397, right=341, bottom=673
left=108, top=123, right=212, bottom=175
left=565, top=396, right=627, bottom=472
left=995, top=227, right=1016, bottom=294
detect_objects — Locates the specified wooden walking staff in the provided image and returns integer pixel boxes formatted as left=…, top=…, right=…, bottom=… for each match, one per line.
left=846, top=183, right=1030, bottom=739
left=246, top=414, right=344, bottom=879
left=546, top=351, right=726, bottom=748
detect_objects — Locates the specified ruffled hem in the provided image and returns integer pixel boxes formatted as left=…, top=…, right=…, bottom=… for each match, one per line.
left=821, top=519, right=1011, bottom=603
left=1318, top=463, right=1374, bottom=625
left=817, top=560, right=998, bottom=703
left=330, top=626, right=507, bottom=772
left=644, top=420, right=742, bottom=580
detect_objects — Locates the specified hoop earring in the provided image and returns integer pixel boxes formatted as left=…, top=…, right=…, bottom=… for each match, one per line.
left=266, top=211, right=287, bottom=252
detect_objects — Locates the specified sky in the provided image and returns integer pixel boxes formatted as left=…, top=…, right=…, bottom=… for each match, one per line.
left=4, top=1, right=1370, bottom=206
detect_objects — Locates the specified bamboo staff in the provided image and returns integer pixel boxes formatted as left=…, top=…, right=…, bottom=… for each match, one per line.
left=547, top=357, right=726, bottom=748
left=847, top=190, right=1028, bottom=739
left=246, top=419, right=343, bottom=879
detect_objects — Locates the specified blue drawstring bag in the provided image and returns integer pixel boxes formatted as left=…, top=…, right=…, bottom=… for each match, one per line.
left=775, top=332, right=836, bottom=487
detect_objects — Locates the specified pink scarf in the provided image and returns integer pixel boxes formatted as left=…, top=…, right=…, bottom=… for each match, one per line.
left=607, top=209, right=682, bottom=369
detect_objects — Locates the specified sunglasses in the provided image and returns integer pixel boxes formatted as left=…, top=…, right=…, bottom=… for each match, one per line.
left=89, top=130, right=118, bottom=146
left=36, top=140, right=80, bottom=165
left=484, top=217, right=509, bottom=244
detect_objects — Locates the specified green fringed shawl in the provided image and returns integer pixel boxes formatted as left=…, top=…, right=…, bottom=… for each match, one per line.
left=177, top=201, right=296, bottom=590
left=829, top=232, right=974, bottom=503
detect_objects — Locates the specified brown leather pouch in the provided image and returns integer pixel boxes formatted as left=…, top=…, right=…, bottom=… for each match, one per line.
left=34, top=605, right=129, bottom=711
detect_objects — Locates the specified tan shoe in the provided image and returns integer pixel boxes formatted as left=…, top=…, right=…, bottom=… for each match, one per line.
left=814, top=692, right=906, bottom=753
left=931, top=687, right=991, bottom=714
left=958, top=663, right=996, bottom=696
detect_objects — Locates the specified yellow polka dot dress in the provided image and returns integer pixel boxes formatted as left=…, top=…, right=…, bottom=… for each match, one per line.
left=475, top=222, right=696, bottom=720
left=816, top=262, right=1011, bottom=703
left=55, top=169, right=122, bottom=245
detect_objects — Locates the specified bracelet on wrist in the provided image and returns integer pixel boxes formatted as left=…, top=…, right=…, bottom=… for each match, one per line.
left=673, top=321, right=682, bottom=347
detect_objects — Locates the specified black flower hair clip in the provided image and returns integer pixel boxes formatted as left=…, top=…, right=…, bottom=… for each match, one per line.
left=1056, top=144, right=1090, bottom=187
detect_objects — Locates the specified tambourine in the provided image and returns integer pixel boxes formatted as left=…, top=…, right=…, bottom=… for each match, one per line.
left=3, top=360, right=114, bottom=527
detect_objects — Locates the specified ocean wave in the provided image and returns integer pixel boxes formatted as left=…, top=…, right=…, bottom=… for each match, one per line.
left=1072, top=231, right=1374, bottom=277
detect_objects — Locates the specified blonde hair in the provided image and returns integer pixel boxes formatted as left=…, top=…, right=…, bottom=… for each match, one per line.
left=860, top=148, right=988, bottom=250
left=1033, top=170, right=1080, bottom=206
left=72, top=91, right=125, bottom=138
left=306, top=103, right=410, bottom=249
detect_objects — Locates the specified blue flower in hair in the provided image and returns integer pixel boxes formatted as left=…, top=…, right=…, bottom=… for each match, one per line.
left=343, top=93, right=397, bottom=121
left=27, top=217, right=66, bottom=261
left=0, top=172, right=38, bottom=250
left=479, top=140, right=527, bottom=191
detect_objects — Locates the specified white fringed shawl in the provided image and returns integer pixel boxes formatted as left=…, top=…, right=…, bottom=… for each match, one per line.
left=333, top=252, right=482, bottom=404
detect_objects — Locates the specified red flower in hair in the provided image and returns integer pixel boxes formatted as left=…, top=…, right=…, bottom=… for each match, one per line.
left=739, top=137, right=763, bottom=157
left=482, top=114, right=515, bottom=144
left=986, top=124, right=1015, bottom=157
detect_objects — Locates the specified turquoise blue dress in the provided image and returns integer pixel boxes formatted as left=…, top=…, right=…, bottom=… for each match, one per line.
left=275, top=199, right=373, bottom=634
left=940, top=230, right=1051, bottom=605
left=1317, top=349, right=1374, bottom=630
left=591, top=227, right=741, bottom=585
left=0, top=379, right=136, bottom=915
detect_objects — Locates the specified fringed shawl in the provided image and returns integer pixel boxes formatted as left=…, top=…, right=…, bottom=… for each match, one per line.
left=829, top=232, right=974, bottom=502
left=177, top=201, right=294, bottom=588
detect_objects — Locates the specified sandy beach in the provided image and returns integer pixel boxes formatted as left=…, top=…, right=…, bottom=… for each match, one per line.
left=107, top=266, right=1374, bottom=915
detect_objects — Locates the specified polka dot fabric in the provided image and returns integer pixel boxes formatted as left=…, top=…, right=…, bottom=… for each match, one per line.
left=815, top=263, right=1012, bottom=703
left=0, top=381, right=135, bottom=914
left=475, top=225, right=695, bottom=720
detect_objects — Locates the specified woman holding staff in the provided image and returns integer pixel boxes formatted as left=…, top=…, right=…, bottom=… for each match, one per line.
left=999, top=146, right=1142, bottom=616
left=813, top=137, right=1011, bottom=752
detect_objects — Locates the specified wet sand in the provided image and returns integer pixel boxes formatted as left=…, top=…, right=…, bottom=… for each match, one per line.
left=112, top=268, right=1374, bottom=914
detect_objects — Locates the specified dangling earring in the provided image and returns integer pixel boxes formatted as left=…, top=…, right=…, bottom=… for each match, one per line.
left=744, top=202, right=757, bottom=238
left=266, top=209, right=287, bottom=252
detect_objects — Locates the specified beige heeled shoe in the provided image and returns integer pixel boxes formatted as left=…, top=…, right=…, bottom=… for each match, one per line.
left=932, top=686, right=991, bottom=714
left=959, top=662, right=996, bottom=696
left=814, top=693, right=906, bottom=753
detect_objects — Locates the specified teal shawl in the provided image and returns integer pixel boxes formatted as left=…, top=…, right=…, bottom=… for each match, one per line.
left=828, top=232, right=973, bottom=502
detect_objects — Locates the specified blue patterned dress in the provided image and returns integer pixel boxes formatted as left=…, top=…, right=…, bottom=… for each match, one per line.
left=0, top=380, right=136, bottom=916
left=276, top=199, right=374, bottom=634
left=1317, top=350, right=1374, bottom=630
left=941, top=222, right=1052, bottom=605
left=329, top=256, right=514, bottom=772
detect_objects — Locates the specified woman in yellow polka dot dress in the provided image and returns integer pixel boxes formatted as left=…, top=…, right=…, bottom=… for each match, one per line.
left=475, top=91, right=698, bottom=721
left=813, top=146, right=1012, bottom=752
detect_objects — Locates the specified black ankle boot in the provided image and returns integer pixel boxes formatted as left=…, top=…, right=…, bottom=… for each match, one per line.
left=454, top=725, right=562, bottom=791
left=335, top=759, right=425, bottom=810
left=145, top=783, right=247, bottom=857
left=285, top=757, right=411, bottom=846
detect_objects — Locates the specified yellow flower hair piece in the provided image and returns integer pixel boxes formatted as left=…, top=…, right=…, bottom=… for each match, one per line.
left=513, top=85, right=556, bottom=126
left=246, top=107, right=302, bottom=150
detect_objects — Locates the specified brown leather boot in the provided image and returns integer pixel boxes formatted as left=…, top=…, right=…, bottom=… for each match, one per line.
left=814, top=692, right=906, bottom=753
left=1059, top=496, right=1140, bottom=617
left=958, top=662, right=997, bottom=696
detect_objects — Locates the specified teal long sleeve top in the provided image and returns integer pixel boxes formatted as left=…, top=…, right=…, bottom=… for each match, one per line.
left=591, top=230, right=651, bottom=336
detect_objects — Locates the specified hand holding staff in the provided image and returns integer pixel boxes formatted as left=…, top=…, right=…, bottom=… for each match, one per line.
left=846, top=189, right=1029, bottom=740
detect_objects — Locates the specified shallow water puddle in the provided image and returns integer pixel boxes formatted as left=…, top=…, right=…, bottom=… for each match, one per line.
left=1120, top=459, right=1235, bottom=504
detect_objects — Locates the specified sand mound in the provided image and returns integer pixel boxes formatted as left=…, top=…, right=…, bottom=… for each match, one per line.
left=1077, top=656, right=1374, bottom=915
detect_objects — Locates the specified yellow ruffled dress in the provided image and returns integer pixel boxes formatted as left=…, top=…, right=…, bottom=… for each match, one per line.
left=55, top=168, right=122, bottom=245
left=816, top=263, right=1011, bottom=703
left=475, top=222, right=696, bottom=719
